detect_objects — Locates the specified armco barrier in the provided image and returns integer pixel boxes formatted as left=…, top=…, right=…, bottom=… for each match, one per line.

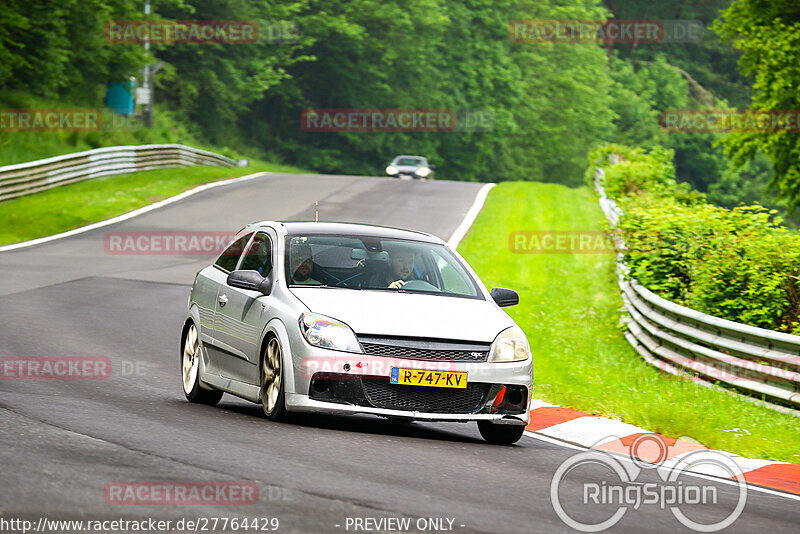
left=595, top=165, right=800, bottom=410
left=0, top=144, right=237, bottom=202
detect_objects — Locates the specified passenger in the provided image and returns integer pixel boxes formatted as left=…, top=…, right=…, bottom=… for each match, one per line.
left=289, top=243, right=321, bottom=285
left=251, top=238, right=272, bottom=277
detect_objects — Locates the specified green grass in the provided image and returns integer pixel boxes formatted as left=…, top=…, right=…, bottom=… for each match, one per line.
left=458, top=181, right=800, bottom=463
left=0, top=90, right=282, bottom=166
left=0, top=91, right=205, bottom=165
left=0, top=160, right=308, bottom=245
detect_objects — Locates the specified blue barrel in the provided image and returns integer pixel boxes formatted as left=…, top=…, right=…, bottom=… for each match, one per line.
left=104, top=80, right=135, bottom=115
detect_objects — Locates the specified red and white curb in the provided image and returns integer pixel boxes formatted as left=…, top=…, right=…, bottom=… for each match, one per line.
left=523, top=400, right=800, bottom=497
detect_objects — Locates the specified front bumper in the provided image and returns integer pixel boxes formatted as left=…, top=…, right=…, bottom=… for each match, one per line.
left=286, top=393, right=529, bottom=425
left=285, top=346, right=533, bottom=425
left=389, top=171, right=426, bottom=179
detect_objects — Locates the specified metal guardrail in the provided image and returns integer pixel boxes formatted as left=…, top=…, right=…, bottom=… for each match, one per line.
left=0, top=144, right=237, bottom=202
left=595, top=166, right=800, bottom=410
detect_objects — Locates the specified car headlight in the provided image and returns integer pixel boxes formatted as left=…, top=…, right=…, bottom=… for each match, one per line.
left=299, top=313, right=363, bottom=353
left=386, top=165, right=398, bottom=175
left=415, top=166, right=431, bottom=177
left=488, top=326, right=531, bottom=362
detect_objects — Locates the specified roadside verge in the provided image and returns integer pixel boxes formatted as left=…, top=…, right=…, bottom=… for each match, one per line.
left=455, top=181, right=800, bottom=463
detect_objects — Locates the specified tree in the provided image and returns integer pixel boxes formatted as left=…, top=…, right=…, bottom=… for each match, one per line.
left=714, top=0, right=800, bottom=210
left=152, top=0, right=313, bottom=146
left=245, top=0, right=617, bottom=183
left=0, top=0, right=146, bottom=96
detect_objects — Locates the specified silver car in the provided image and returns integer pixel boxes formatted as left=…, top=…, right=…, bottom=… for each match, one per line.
left=385, top=155, right=435, bottom=180
left=181, top=222, right=533, bottom=444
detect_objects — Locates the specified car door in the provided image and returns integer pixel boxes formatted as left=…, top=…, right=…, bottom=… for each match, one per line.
left=213, top=230, right=276, bottom=386
left=193, top=232, right=253, bottom=374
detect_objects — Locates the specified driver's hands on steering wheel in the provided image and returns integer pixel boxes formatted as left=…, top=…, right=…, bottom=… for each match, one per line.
left=388, top=280, right=406, bottom=289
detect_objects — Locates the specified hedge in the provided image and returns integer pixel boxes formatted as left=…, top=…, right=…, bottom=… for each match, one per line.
left=589, top=144, right=800, bottom=334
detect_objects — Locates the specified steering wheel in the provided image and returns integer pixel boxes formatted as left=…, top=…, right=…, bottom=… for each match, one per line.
left=400, top=280, right=439, bottom=292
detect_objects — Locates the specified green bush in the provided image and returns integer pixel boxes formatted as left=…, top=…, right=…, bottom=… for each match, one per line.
left=588, top=144, right=704, bottom=205
left=595, top=143, right=800, bottom=334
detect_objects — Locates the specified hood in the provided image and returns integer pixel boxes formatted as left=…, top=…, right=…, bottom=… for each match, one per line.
left=396, top=165, right=422, bottom=172
left=290, top=287, right=513, bottom=342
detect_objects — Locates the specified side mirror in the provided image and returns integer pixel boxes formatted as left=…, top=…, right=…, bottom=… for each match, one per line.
left=429, top=163, right=436, bottom=169
left=490, top=287, right=519, bottom=307
left=227, top=270, right=273, bottom=295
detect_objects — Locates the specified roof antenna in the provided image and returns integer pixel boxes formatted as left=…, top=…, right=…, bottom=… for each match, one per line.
left=315, top=201, right=319, bottom=222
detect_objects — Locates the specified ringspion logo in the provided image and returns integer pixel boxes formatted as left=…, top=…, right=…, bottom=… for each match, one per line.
left=551, top=434, right=747, bottom=532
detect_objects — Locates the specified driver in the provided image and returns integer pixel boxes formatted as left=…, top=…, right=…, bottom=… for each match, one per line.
left=289, top=243, right=321, bottom=285
left=378, top=246, right=415, bottom=289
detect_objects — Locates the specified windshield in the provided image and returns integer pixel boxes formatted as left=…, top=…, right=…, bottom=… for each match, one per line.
left=285, top=234, right=482, bottom=299
left=395, top=158, right=425, bottom=166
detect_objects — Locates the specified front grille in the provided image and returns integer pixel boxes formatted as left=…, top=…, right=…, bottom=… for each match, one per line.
left=358, top=336, right=489, bottom=362
left=362, top=380, right=490, bottom=413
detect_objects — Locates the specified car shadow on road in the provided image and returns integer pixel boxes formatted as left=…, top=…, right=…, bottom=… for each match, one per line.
left=208, top=397, right=488, bottom=444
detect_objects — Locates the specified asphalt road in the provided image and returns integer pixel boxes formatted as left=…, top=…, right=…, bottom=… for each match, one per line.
left=0, top=172, right=797, bottom=533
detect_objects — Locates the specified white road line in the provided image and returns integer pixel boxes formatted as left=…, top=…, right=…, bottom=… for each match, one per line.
left=448, top=183, right=495, bottom=248
left=0, top=171, right=270, bottom=253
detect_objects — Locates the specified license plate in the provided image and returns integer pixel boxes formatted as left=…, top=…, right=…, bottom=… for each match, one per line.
left=390, top=368, right=467, bottom=389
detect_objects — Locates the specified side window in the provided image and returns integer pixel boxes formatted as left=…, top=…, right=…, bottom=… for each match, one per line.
left=239, top=232, right=273, bottom=276
left=214, top=233, right=253, bottom=272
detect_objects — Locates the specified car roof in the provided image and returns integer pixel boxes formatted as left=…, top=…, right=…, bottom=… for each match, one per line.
left=247, top=221, right=446, bottom=245
left=393, top=155, right=426, bottom=160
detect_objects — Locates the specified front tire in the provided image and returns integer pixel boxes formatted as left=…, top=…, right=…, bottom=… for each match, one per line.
left=477, top=422, right=525, bottom=445
left=260, top=336, right=287, bottom=421
left=182, top=323, right=223, bottom=405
